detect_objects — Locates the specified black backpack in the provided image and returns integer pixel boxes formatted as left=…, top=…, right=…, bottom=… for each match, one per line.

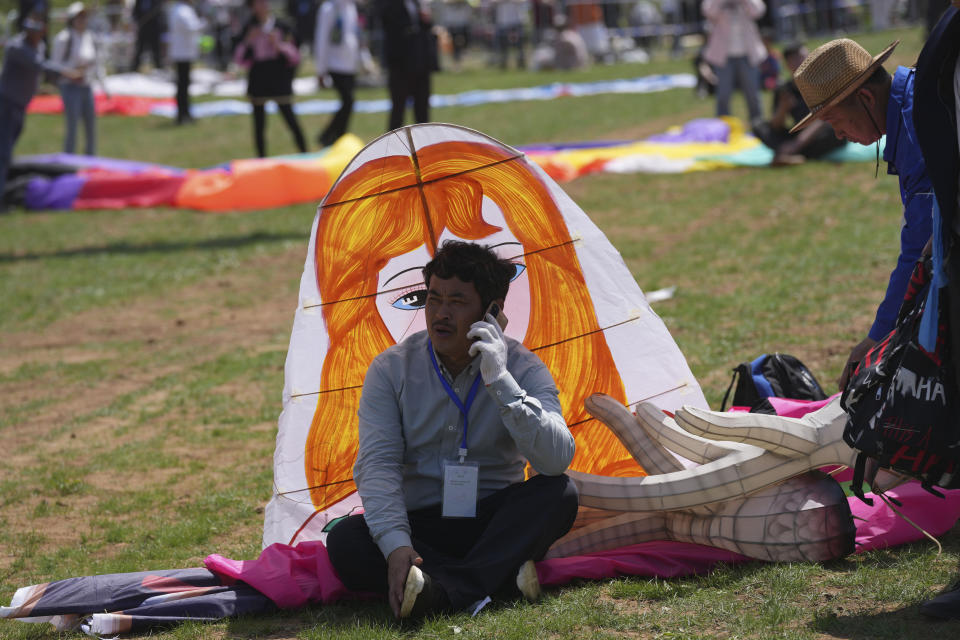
left=841, top=258, right=960, bottom=499
left=720, top=353, right=828, bottom=412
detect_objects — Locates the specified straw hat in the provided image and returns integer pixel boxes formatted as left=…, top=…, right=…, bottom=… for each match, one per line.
left=790, top=38, right=898, bottom=133
left=66, top=1, right=86, bottom=21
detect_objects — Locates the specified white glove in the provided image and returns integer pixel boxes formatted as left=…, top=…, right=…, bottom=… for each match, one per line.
left=467, top=313, right=509, bottom=384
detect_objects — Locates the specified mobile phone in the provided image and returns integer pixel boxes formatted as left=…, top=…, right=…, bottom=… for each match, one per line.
left=485, top=301, right=508, bottom=331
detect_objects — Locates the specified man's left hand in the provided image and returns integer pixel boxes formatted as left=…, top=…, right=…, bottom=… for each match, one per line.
left=467, top=314, right=508, bottom=384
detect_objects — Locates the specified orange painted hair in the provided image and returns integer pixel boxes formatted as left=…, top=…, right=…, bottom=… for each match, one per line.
left=305, top=140, right=643, bottom=511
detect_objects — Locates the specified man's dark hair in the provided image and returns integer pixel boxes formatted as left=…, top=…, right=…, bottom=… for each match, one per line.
left=782, top=42, right=805, bottom=61
left=422, top=241, right=515, bottom=308
left=863, top=65, right=891, bottom=88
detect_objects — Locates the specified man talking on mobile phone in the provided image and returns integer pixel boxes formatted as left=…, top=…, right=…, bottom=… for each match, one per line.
left=325, top=240, right=578, bottom=619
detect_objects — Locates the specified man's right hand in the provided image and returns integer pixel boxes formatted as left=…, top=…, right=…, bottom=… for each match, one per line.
left=386, top=546, right=422, bottom=618
left=837, top=336, right=877, bottom=391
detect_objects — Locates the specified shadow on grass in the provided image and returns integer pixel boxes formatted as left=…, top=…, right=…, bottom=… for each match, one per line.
left=223, top=598, right=437, bottom=639
left=0, top=230, right=306, bottom=263
left=810, top=602, right=960, bottom=639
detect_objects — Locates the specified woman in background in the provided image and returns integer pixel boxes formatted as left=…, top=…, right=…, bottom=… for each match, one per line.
left=234, top=0, right=307, bottom=158
left=313, top=0, right=359, bottom=148
left=701, top=0, right=765, bottom=125
left=52, top=2, right=107, bottom=155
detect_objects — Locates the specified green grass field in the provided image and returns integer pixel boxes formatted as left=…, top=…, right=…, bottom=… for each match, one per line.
left=2, top=26, right=960, bottom=639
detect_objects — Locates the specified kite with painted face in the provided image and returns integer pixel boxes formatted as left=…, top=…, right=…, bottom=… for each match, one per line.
left=264, top=123, right=707, bottom=547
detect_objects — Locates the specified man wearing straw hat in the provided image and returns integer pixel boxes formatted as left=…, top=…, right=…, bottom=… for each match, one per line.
left=791, top=38, right=935, bottom=392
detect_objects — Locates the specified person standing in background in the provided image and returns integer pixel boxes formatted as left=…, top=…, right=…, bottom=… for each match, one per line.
left=286, top=0, right=318, bottom=50
left=130, top=0, right=165, bottom=72
left=568, top=1, right=611, bottom=63
left=17, top=0, right=51, bottom=53
left=168, top=0, right=205, bottom=125
left=379, top=0, right=434, bottom=131
left=234, top=0, right=307, bottom=157
left=438, top=0, right=472, bottom=70
left=492, top=0, right=527, bottom=70
left=314, top=0, right=360, bottom=148
left=702, top=0, right=766, bottom=125
left=0, top=14, right=76, bottom=210
left=52, top=2, right=108, bottom=156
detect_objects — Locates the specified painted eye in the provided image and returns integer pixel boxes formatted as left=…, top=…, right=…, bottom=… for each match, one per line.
left=510, top=263, right=526, bottom=282
left=391, top=288, right=427, bottom=310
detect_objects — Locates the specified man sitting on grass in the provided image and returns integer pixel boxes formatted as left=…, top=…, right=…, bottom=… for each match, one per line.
left=325, top=240, right=579, bottom=619
left=751, top=41, right=845, bottom=166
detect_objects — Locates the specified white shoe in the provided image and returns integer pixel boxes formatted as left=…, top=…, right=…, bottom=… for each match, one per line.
left=399, top=565, right=425, bottom=618
left=516, top=560, right=541, bottom=602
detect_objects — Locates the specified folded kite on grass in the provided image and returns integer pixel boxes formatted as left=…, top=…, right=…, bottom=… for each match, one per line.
left=5, top=117, right=882, bottom=213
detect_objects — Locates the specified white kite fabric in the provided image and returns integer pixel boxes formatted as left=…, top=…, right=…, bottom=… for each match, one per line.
left=264, top=123, right=707, bottom=549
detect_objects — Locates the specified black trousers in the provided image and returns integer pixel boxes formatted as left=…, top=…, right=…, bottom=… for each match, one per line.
left=175, top=61, right=192, bottom=124
left=318, top=72, right=355, bottom=148
left=326, top=473, right=578, bottom=610
left=131, top=24, right=162, bottom=71
left=386, top=65, right=431, bottom=132
left=251, top=101, right=307, bottom=158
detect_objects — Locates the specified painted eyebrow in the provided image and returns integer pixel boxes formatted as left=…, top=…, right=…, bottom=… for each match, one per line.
left=383, top=266, right=424, bottom=287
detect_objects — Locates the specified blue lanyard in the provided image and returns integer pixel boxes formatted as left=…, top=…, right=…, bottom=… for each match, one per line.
left=427, top=340, right=482, bottom=462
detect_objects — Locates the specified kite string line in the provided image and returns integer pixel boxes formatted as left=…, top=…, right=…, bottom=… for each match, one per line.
left=565, top=383, right=690, bottom=429
left=289, top=384, right=362, bottom=400
left=876, top=490, right=943, bottom=555
left=275, top=477, right=355, bottom=498
left=530, top=313, right=638, bottom=352
left=301, top=239, right=580, bottom=310
left=287, top=312, right=643, bottom=399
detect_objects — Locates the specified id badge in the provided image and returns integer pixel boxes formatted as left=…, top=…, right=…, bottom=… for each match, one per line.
left=441, top=460, right=479, bottom=518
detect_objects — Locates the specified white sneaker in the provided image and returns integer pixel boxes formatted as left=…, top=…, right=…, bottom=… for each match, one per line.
left=516, top=560, right=541, bottom=603
left=399, top=565, right=426, bottom=618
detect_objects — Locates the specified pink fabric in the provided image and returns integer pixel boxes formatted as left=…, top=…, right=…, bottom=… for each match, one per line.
left=212, top=482, right=960, bottom=608
left=536, top=542, right=747, bottom=586
left=850, top=482, right=960, bottom=552
left=728, top=393, right=838, bottom=416
left=205, top=540, right=350, bottom=608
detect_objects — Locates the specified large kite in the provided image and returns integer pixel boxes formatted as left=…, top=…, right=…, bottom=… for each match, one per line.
left=264, top=122, right=708, bottom=547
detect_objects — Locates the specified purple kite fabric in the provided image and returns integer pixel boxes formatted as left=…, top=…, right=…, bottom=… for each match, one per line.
left=17, top=153, right=184, bottom=174
left=24, top=174, right=86, bottom=210
left=645, top=118, right=732, bottom=144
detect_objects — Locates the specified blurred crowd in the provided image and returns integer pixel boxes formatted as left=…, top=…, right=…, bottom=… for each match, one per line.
left=2, top=0, right=950, bottom=80
left=0, top=0, right=951, bottom=178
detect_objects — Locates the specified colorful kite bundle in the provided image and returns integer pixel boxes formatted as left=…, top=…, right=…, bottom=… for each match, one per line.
left=12, top=135, right=364, bottom=212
